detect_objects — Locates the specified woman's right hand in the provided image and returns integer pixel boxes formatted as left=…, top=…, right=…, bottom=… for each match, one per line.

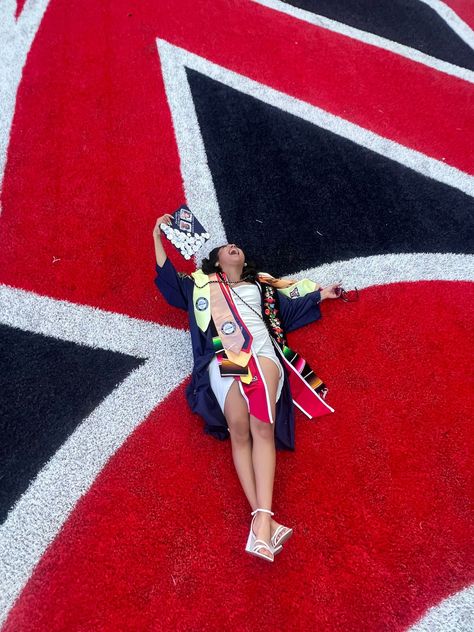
left=153, top=214, right=174, bottom=239
left=320, top=281, right=343, bottom=300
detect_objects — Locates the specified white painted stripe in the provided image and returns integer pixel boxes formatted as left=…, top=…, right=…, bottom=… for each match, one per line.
left=419, top=0, right=474, bottom=50
left=0, top=284, right=192, bottom=625
left=0, top=282, right=188, bottom=359
left=407, top=583, right=474, bottom=631
left=157, top=38, right=228, bottom=266
left=251, top=0, right=474, bottom=83
left=0, top=0, right=52, bottom=215
left=155, top=39, right=474, bottom=202
left=288, top=252, right=474, bottom=290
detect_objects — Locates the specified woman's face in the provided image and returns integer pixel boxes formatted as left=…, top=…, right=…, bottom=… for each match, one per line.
left=217, top=243, right=245, bottom=267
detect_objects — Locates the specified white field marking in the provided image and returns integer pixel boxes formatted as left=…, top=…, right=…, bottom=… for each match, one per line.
left=408, top=582, right=474, bottom=631
left=288, top=252, right=474, bottom=289
left=250, top=0, right=474, bottom=83
left=155, top=38, right=474, bottom=210
left=0, top=283, right=192, bottom=625
left=156, top=38, right=228, bottom=266
left=1, top=250, right=473, bottom=622
left=0, top=0, right=52, bottom=215
left=419, top=0, right=474, bottom=50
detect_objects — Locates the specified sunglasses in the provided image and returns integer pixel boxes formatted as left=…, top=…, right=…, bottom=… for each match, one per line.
left=334, top=286, right=359, bottom=302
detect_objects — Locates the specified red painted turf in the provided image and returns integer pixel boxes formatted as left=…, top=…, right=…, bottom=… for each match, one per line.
left=2, top=1, right=473, bottom=630
left=4, top=283, right=474, bottom=631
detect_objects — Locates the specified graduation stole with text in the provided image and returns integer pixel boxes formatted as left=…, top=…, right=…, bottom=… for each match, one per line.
left=190, top=269, right=333, bottom=415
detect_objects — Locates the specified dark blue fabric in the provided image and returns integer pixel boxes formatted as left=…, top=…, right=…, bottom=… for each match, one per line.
left=154, top=257, right=322, bottom=450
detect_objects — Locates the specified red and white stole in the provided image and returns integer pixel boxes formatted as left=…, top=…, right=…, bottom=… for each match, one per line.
left=208, top=272, right=253, bottom=368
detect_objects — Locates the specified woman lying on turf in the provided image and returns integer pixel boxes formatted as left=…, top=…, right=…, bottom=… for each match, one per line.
left=153, top=214, right=341, bottom=562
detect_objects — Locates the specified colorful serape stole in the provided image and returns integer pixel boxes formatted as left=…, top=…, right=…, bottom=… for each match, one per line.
left=273, top=343, right=334, bottom=418
left=212, top=336, right=250, bottom=378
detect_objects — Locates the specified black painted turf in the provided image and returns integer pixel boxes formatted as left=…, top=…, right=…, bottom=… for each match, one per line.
left=282, top=0, right=474, bottom=71
left=187, top=67, right=474, bottom=277
left=0, top=325, right=144, bottom=523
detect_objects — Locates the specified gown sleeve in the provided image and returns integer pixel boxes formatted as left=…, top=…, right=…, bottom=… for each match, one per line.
left=154, top=257, right=194, bottom=311
left=277, top=288, right=322, bottom=333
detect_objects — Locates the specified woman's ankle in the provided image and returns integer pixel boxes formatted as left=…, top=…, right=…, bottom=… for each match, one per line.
left=254, top=512, right=271, bottom=529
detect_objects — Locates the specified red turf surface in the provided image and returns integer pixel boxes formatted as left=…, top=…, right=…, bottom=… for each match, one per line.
left=2, top=1, right=473, bottom=630
left=4, top=282, right=474, bottom=631
left=1, top=0, right=473, bottom=327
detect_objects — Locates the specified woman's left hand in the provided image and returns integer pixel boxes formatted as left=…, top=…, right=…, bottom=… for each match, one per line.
left=320, top=281, right=343, bottom=300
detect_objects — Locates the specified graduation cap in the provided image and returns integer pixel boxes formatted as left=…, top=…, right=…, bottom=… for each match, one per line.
left=159, top=204, right=210, bottom=260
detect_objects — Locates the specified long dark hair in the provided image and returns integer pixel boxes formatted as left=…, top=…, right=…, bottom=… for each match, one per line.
left=201, top=244, right=260, bottom=283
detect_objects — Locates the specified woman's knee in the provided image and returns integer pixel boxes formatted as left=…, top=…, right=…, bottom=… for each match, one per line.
left=250, top=415, right=275, bottom=441
left=228, top=414, right=251, bottom=443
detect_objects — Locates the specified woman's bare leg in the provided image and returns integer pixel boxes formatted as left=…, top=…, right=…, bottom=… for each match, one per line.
left=249, top=356, right=279, bottom=558
left=224, top=380, right=257, bottom=509
left=224, top=367, right=288, bottom=548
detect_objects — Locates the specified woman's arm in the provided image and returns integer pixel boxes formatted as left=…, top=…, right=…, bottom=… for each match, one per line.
left=153, top=216, right=193, bottom=311
left=277, top=282, right=341, bottom=333
left=277, top=289, right=322, bottom=333
left=153, top=214, right=173, bottom=267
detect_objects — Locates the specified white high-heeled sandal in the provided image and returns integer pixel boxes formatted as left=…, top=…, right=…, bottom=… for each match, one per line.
left=245, top=508, right=281, bottom=561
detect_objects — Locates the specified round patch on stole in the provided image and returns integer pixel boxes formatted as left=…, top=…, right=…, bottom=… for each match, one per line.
left=195, top=297, right=208, bottom=311
left=221, top=321, right=236, bottom=335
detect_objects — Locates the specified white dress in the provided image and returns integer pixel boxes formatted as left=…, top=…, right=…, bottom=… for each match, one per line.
left=208, top=283, right=284, bottom=418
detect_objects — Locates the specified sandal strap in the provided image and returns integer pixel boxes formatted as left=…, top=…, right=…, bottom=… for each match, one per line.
left=271, top=525, right=290, bottom=546
left=251, top=508, right=274, bottom=516
left=253, top=539, right=273, bottom=554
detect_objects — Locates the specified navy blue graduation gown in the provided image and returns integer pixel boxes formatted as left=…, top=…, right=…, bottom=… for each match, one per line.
left=154, top=257, right=322, bottom=451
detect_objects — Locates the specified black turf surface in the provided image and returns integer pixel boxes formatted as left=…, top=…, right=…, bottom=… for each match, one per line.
left=282, top=0, right=474, bottom=71
left=0, top=325, right=144, bottom=523
left=187, top=67, right=474, bottom=277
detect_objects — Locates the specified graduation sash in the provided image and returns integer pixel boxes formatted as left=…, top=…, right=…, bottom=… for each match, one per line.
left=256, top=272, right=320, bottom=297
left=209, top=275, right=253, bottom=367
left=190, top=268, right=334, bottom=415
left=191, top=269, right=322, bottom=332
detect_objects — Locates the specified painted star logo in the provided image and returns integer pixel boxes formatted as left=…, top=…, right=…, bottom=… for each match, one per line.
left=0, top=0, right=473, bottom=628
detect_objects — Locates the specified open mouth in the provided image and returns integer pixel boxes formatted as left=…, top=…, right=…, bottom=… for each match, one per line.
left=229, top=246, right=239, bottom=255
